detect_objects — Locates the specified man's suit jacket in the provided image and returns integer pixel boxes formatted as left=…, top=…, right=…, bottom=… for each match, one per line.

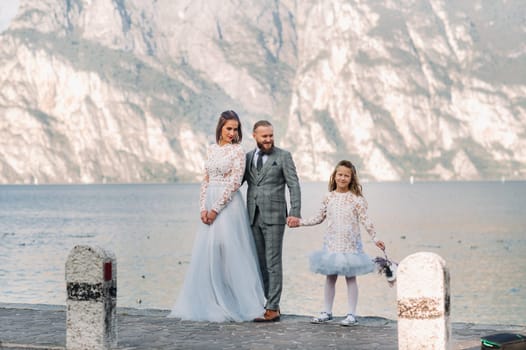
left=244, top=147, right=301, bottom=225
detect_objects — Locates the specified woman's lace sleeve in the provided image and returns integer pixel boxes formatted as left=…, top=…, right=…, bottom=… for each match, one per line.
left=199, top=146, right=211, bottom=212
left=300, top=193, right=328, bottom=226
left=211, top=145, right=245, bottom=214
left=356, top=196, right=378, bottom=242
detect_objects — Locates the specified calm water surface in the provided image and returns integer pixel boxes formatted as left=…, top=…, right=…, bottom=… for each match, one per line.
left=0, top=182, right=525, bottom=325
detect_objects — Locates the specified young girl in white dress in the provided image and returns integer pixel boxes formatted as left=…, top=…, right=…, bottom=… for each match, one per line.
left=298, top=160, right=385, bottom=326
left=169, top=111, right=265, bottom=322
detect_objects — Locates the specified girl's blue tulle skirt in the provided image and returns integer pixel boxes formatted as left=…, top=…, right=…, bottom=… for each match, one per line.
left=309, top=250, right=375, bottom=277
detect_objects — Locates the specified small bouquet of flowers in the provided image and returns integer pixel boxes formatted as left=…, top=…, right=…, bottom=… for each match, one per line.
left=373, top=251, right=397, bottom=287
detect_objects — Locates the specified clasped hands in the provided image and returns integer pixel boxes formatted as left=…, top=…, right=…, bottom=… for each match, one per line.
left=287, top=216, right=300, bottom=228
left=201, top=210, right=217, bottom=225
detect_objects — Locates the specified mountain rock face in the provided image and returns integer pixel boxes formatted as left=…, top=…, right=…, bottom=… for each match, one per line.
left=285, top=0, right=526, bottom=181
left=0, top=0, right=524, bottom=183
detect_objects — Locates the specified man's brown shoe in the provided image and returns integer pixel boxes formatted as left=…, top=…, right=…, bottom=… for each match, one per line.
left=254, top=309, right=280, bottom=322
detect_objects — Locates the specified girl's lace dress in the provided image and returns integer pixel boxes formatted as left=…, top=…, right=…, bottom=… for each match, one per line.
left=169, top=143, right=265, bottom=322
left=301, top=191, right=377, bottom=277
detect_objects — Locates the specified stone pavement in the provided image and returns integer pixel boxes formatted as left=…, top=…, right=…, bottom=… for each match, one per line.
left=1, top=304, right=525, bottom=349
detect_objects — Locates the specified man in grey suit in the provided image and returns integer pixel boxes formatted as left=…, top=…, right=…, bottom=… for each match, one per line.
left=244, top=120, right=301, bottom=322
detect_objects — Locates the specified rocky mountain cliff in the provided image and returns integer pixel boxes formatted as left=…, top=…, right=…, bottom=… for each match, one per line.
left=0, top=0, right=524, bottom=183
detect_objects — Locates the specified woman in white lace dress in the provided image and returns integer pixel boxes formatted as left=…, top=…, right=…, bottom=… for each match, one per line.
left=169, top=111, right=265, bottom=322
left=297, top=160, right=385, bottom=326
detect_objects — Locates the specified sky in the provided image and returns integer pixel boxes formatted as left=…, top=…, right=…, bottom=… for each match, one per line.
left=0, top=0, right=19, bottom=33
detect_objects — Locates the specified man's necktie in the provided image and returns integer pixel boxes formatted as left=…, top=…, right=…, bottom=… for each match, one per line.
left=256, top=153, right=263, bottom=171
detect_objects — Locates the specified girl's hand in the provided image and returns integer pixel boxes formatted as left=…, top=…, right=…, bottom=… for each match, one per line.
left=375, top=240, right=385, bottom=251
left=287, top=217, right=300, bottom=228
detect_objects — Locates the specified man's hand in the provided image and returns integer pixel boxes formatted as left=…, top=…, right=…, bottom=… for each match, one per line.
left=287, top=216, right=300, bottom=228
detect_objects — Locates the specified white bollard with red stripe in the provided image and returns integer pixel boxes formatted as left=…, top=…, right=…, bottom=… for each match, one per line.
left=66, top=245, right=117, bottom=350
left=397, top=252, right=451, bottom=350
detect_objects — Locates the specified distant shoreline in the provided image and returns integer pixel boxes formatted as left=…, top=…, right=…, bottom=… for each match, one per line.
left=1, top=179, right=526, bottom=186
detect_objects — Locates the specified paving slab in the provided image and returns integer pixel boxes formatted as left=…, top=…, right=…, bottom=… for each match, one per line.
left=1, top=304, right=525, bottom=349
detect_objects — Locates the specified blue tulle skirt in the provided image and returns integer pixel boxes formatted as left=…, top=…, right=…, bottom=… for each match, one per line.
left=309, top=249, right=375, bottom=277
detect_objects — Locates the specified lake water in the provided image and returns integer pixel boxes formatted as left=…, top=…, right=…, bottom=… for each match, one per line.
left=0, top=181, right=525, bottom=325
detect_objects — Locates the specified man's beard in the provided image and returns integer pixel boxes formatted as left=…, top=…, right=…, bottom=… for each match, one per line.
left=257, top=141, right=274, bottom=155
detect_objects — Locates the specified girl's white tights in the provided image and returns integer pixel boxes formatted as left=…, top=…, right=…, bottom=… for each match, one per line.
left=323, top=275, right=337, bottom=313
left=345, top=276, right=358, bottom=315
left=324, top=275, right=358, bottom=315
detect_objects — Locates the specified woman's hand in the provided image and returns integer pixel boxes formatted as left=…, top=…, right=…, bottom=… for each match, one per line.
left=375, top=240, right=385, bottom=251
left=206, top=210, right=218, bottom=225
left=200, top=210, right=209, bottom=224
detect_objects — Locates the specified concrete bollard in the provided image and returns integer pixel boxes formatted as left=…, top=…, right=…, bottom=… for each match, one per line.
left=397, top=252, right=451, bottom=350
left=65, top=245, right=117, bottom=350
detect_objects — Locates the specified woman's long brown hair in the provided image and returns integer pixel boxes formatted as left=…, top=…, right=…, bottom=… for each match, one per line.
left=215, top=110, right=242, bottom=144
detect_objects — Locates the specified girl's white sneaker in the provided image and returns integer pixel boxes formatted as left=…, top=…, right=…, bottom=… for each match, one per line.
left=340, top=314, right=357, bottom=326
left=311, top=311, right=333, bottom=324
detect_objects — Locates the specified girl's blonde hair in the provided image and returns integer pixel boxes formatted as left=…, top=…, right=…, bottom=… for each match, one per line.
left=328, top=160, right=363, bottom=196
